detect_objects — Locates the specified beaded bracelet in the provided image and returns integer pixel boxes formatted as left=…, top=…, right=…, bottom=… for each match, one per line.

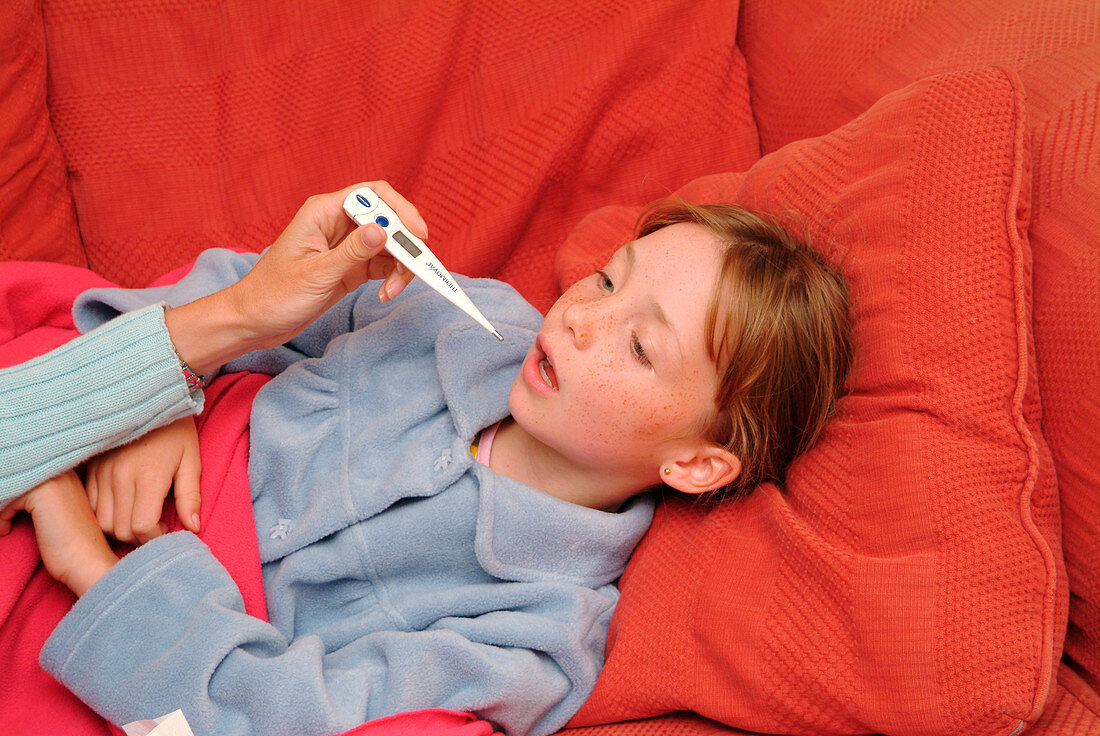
left=172, top=346, right=204, bottom=392
left=163, top=304, right=204, bottom=392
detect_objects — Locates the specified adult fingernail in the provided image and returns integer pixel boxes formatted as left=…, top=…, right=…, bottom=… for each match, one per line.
left=191, top=513, right=201, bottom=532
left=362, top=224, right=384, bottom=248
left=416, top=215, right=428, bottom=238
left=385, top=278, right=402, bottom=300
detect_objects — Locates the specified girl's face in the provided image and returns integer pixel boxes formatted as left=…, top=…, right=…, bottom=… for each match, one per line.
left=509, top=223, right=723, bottom=479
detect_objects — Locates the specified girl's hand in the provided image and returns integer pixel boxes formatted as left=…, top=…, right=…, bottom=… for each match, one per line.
left=85, top=416, right=201, bottom=545
left=1, top=470, right=117, bottom=597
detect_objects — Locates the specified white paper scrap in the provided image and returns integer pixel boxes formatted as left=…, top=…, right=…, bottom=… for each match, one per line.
left=121, top=709, right=195, bottom=736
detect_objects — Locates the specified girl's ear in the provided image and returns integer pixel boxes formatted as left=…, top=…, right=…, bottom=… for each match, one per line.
left=660, top=444, right=741, bottom=495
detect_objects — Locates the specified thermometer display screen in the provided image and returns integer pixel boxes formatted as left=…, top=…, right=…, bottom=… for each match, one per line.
left=392, top=231, right=422, bottom=258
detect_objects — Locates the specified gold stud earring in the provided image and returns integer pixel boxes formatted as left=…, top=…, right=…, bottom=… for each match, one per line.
left=663, top=467, right=672, bottom=476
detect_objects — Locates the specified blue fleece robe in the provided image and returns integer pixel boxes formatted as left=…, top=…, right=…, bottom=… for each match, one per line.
left=40, top=249, right=655, bottom=736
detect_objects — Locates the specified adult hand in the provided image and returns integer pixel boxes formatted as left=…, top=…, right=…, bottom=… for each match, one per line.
left=231, top=180, right=428, bottom=347
left=165, top=181, right=429, bottom=373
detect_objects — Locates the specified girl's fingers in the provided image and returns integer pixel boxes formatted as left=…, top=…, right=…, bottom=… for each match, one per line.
left=95, top=475, right=115, bottom=538
left=173, top=450, right=202, bottom=535
left=112, top=474, right=137, bottom=544
left=128, top=466, right=177, bottom=544
left=85, top=467, right=99, bottom=510
left=0, top=503, right=19, bottom=536
left=131, top=477, right=169, bottom=544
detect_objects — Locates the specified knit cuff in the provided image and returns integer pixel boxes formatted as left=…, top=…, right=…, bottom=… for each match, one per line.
left=0, top=303, right=203, bottom=502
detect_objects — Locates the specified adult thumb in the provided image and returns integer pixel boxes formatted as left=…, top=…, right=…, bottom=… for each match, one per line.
left=334, top=223, right=386, bottom=268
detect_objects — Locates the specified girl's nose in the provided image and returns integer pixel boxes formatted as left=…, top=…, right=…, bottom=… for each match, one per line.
left=563, top=297, right=600, bottom=349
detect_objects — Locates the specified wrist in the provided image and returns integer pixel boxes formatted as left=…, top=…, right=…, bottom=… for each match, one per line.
left=65, top=551, right=117, bottom=598
left=164, top=289, right=268, bottom=375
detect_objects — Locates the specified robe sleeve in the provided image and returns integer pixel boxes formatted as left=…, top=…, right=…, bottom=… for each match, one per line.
left=40, top=532, right=609, bottom=736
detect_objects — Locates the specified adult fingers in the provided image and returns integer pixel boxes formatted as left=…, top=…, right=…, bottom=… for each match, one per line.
left=378, top=262, right=416, bottom=303
left=299, top=180, right=426, bottom=247
left=358, top=180, right=429, bottom=240
left=363, top=255, right=416, bottom=301
left=283, top=181, right=428, bottom=255
left=325, top=222, right=387, bottom=282
left=293, top=190, right=358, bottom=247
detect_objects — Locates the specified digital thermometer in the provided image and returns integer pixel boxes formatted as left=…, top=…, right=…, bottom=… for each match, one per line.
left=343, top=187, right=503, bottom=342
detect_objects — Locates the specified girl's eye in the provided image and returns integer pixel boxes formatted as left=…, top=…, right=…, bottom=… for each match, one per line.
left=595, top=270, right=614, bottom=292
left=631, top=333, right=651, bottom=368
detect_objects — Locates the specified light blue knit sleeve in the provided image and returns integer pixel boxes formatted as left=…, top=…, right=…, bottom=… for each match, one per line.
left=41, top=533, right=582, bottom=736
left=0, top=304, right=201, bottom=504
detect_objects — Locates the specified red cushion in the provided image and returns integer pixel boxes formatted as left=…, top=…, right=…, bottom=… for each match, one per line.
left=0, top=0, right=83, bottom=265
left=738, top=0, right=1100, bottom=691
left=1022, top=663, right=1100, bottom=736
left=38, top=0, right=759, bottom=309
left=561, top=68, right=1065, bottom=736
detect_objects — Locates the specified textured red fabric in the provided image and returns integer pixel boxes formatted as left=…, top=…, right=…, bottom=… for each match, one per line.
left=738, top=0, right=1100, bottom=696
left=1022, top=663, right=1100, bottom=736
left=0, top=262, right=498, bottom=736
left=560, top=69, right=1065, bottom=736
left=563, top=712, right=745, bottom=736
left=37, top=0, right=759, bottom=311
left=0, top=0, right=83, bottom=265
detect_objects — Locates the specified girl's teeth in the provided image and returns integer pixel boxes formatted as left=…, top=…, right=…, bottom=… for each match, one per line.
left=538, top=358, right=558, bottom=390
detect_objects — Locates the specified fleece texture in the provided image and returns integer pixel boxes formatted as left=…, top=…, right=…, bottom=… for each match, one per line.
left=41, top=249, right=654, bottom=736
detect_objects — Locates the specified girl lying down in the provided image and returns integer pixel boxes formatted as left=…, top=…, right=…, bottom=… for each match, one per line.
left=8, top=184, right=851, bottom=736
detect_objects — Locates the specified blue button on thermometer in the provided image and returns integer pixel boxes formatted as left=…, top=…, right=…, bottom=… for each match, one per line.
left=343, top=187, right=503, bottom=342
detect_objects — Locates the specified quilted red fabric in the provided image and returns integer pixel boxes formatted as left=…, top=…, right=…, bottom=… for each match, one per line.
left=35, top=0, right=759, bottom=311
left=739, top=0, right=1100, bottom=695
left=560, top=68, right=1065, bottom=736
left=0, top=0, right=83, bottom=265
left=566, top=665, right=1100, bottom=736
left=1025, top=664, right=1100, bottom=736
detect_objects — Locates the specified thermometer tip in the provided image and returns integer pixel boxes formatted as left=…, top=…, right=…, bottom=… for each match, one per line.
left=492, top=330, right=504, bottom=342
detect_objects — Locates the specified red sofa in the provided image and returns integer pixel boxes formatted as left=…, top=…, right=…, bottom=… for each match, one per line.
left=1, top=1, right=1097, bottom=735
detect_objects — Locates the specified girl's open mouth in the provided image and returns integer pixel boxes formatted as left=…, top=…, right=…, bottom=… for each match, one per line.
left=538, top=357, right=558, bottom=390
left=523, top=335, right=560, bottom=396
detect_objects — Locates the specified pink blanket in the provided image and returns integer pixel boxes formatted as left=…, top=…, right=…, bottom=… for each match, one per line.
left=0, top=262, right=497, bottom=736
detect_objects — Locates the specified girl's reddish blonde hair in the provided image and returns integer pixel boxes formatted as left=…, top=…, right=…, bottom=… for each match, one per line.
left=637, top=200, right=853, bottom=502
